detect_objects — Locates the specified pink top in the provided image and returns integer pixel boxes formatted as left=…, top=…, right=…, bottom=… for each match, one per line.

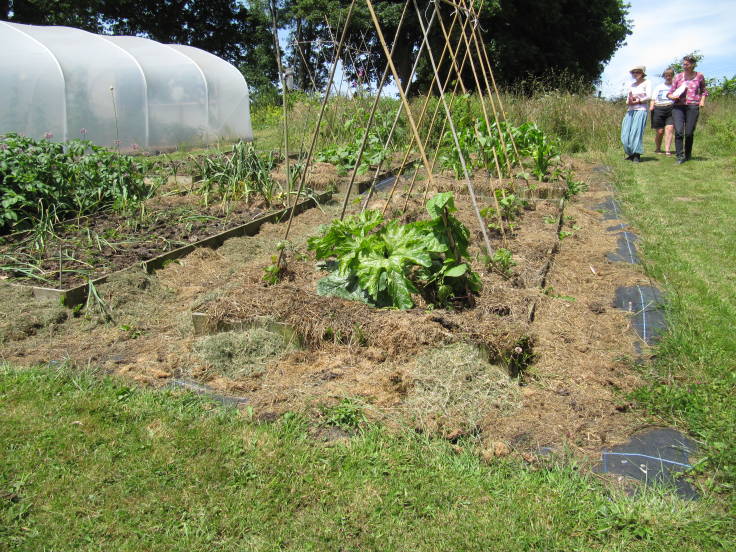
left=669, top=72, right=708, bottom=105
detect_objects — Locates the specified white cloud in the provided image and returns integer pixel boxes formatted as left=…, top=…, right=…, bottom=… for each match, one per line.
left=600, top=0, right=736, bottom=97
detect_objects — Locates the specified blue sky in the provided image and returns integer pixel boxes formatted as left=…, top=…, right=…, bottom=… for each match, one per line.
left=599, top=0, right=736, bottom=97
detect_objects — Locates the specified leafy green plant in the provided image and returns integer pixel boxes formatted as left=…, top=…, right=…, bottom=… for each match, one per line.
left=560, top=169, right=588, bottom=199
left=315, top=109, right=393, bottom=176
left=515, top=123, right=561, bottom=181
left=490, top=248, right=516, bottom=277
left=320, top=399, right=366, bottom=430
left=480, top=190, right=528, bottom=234
left=307, top=192, right=481, bottom=310
left=0, top=133, right=151, bottom=232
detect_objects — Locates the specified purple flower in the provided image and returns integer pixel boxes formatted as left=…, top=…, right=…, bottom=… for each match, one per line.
left=80, top=128, right=87, bottom=136
left=43, top=132, right=53, bottom=140
left=0, top=143, right=8, bottom=151
left=131, top=143, right=140, bottom=151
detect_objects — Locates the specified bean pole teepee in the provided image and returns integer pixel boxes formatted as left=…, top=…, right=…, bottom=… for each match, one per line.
left=274, top=0, right=529, bottom=269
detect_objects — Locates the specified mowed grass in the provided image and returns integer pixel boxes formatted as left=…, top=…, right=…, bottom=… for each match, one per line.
left=1, top=365, right=734, bottom=551
left=607, top=98, right=736, bottom=494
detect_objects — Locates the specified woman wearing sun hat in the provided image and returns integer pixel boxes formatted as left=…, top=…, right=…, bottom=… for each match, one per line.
left=621, top=65, right=652, bottom=163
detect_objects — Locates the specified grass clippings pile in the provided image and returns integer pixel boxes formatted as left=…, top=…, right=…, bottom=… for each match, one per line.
left=402, top=342, right=520, bottom=436
left=193, top=326, right=298, bottom=379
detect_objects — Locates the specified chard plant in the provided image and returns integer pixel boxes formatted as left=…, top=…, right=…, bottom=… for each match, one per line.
left=307, top=192, right=481, bottom=310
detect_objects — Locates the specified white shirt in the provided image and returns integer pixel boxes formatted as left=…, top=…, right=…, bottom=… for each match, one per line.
left=627, top=79, right=652, bottom=111
left=652, top=83, right=674, bottom=106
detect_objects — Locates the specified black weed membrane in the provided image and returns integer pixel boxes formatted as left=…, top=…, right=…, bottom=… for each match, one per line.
left=613, top=285, right=667, bottom=346
left=594, top=428, right=699, bottom=499
left=596, top=197, right=624, bottom=221
left=606, top=231, right=640, bottom=264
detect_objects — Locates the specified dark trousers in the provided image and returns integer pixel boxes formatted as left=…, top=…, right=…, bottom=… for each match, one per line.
left=672, top=105, right=700, bottom=160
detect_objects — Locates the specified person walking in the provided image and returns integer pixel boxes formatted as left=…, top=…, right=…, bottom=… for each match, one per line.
left=650, top=68, right=675, bottom=155
left=668, top=55, right=708, bottom=164
left=621, top=65, right=652, bottom=163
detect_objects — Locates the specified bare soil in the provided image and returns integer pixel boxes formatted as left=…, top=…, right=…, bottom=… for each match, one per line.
left=0, top=161, right=654, bottom=458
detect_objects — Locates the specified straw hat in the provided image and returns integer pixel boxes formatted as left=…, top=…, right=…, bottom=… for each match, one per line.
left=629, top=65, right=646, bottom=76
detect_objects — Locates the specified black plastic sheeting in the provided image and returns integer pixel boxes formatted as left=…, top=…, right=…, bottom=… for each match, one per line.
left=613, top=286, right=666, bottom=345
left=596, top=197, right=624, bottom=221
left=606, top=222, right=628, bottom=232
left=169, top=378, right=249, bottom=406
left=594, top=428, right=699, bottom=499
left=606, top=231, right=640, bottom=264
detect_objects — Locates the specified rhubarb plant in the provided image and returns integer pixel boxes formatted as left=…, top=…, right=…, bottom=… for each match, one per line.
left=307, top=192, right=481, bottom=309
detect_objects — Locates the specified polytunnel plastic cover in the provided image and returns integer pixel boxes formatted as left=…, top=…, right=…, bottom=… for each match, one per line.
left=0, top=21, right=252, bottom=151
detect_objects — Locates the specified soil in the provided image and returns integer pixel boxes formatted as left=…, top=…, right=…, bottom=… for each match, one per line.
left=0, top=162, right=340, bottom=289
left=0, top=160, right=655, bottom=459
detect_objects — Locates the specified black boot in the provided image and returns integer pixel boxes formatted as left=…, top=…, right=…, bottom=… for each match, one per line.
left=632, top=154, right=641, bottom=163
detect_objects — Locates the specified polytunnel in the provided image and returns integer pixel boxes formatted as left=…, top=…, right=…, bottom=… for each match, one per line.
left=0, top=21, right=253, bottom=151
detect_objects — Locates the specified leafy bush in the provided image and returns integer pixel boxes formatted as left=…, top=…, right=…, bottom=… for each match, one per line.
left=0, top=133, right=150, bottom=232
left=307, top=192, right=481, bottom=309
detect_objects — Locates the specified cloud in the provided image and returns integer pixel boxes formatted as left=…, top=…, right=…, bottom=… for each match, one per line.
left=600, top=0, right=736, bottom=97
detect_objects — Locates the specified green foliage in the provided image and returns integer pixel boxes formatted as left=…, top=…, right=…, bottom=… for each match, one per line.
left=320, top=398, right=366, bottom=430
left=438, top=119, right=560, bottom=180
left=481, top=190, right=528, bottom=234
left=0, top=133, right=151, bottom=232
left=561, top=169, right=588, bottom=199
left=315, top=108, right=395, bottom=176
left=516, top=123, right=562, bottom=180
left=708, top=75, right=736, bottom=98
left=490, top=248, right=516, bottom=277
left=307, top=193, right=481, bottom=309
left=191, top=141, right=281, bottom=207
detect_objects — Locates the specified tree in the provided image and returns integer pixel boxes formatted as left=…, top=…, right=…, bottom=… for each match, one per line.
left=283, top=0, right=630, bottom=93
left=2, top=0, right=278, bottom=84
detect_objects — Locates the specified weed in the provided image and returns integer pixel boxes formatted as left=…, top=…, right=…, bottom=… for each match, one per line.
left=321, top=399, right=366, bottom=430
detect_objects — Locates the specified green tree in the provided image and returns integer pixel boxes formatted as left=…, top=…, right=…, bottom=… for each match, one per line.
left=2, top=0, right=277, bottom=68
left=284, top=0, right=630, bottom=93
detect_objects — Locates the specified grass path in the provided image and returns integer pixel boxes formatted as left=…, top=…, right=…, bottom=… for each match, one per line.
left=607, top=131, right=736, bottom=495
left=1, top=365, right=733, bottom=551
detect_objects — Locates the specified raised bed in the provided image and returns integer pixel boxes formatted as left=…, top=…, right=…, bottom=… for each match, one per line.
left=1, top=191, right=332, bottom=307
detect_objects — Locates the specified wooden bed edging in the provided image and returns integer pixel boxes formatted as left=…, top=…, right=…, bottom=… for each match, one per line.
left=5, top=190, right=333, bottom=308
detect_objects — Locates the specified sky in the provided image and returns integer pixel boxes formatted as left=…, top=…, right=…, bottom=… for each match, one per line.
left=598, top=0, right=736, bottom=97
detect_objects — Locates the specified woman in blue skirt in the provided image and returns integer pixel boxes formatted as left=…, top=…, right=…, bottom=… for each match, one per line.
left=621, top=65, right=652, bottom=163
